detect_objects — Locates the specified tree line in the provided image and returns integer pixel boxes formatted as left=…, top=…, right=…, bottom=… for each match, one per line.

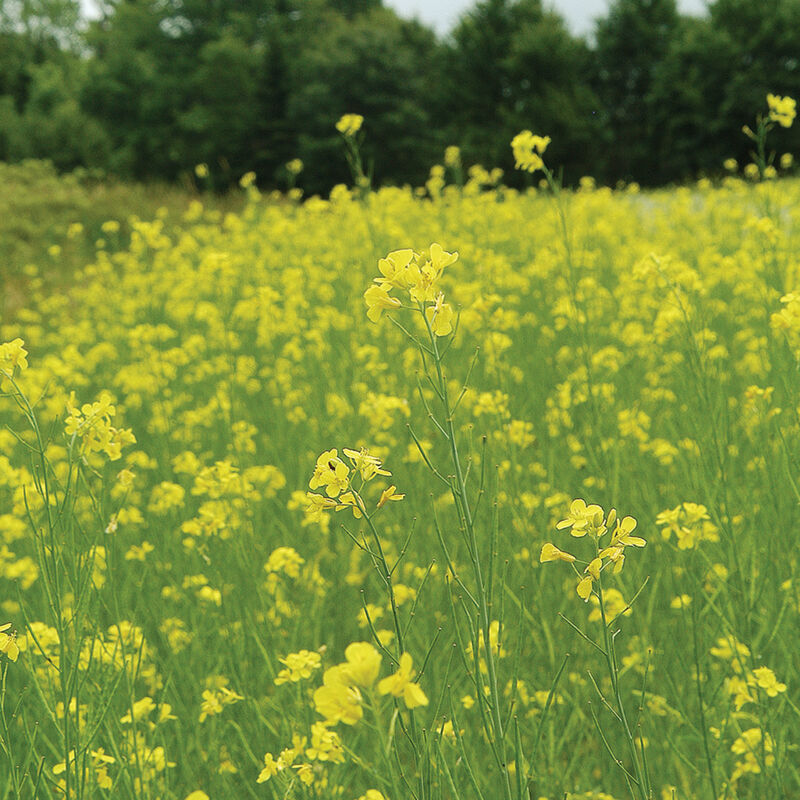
left=1, top=0, right=799, bottom=193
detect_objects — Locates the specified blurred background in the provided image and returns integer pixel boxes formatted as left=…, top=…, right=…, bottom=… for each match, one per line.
left=1, top=0, right=798, bottom=193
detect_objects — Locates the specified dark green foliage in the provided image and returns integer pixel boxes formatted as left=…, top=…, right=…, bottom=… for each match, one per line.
left=1, top=0, right=800, bottom=190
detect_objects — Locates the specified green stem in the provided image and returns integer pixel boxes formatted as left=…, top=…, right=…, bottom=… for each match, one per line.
left=422, top=310, right=514, bottom=800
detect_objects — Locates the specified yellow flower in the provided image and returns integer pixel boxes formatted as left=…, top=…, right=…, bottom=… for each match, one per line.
left=556, top=499, right=604, bottom=536
left=342, top=641, right=382, bottom=687
left=608, top=516, right=645, bottom=548
left=257, top=752, right=279, bottom=783
left=767, top=93, right=796, bottom=128
left=752, top=666, right=787, bottom=697
left=377, top=652, right=428, bottom=708
left=444, top=145, right=461, bottom=167
left=0, top=623, right=19, bottom=661
left=377, top=484, right=405, bottom=508
left=314, top=665, right=364, bottom=725
left=376, top=249, right=415, bottom=290
left=539, top=543, right=576, bottom=563
left=425, top=292, right=454, bottom=336
left=309, top=449, right=350, bottom=497
left=286, top=158, right=304, bottom=175
left=336, top=113, right=364, bottom=136
left=195, top=163, right=209, bottom=178
left=511, top=130, right=550, bottom=172
left=275, top=649, right=322, bottom=685
left=343, top=447, right=391, bottom=481
left=576, top=575, right=593, bottom=601
left=364, top=285, right=402, bottom=323
left=0, top=339, right=29, bottom=372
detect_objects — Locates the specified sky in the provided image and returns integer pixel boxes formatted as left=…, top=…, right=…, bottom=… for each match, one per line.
left=386, top=0, right=709, bottom=36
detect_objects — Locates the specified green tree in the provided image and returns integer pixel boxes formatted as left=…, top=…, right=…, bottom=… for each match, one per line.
left=647, top=17, right=736, bottom=180
left=709, top=0, right=800, bottom=158
left=288, top=5, right=443, bottom=193
left=592, top=0, right=681, bottom=183
left=441, top=0, right=600, bottom=182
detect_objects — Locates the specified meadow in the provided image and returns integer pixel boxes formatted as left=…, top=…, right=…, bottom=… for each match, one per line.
left=0, top=110, right=799, bottom=800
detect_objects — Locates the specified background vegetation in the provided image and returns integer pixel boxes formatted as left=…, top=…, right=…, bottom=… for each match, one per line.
left=2, top=0, right=800, bottom=192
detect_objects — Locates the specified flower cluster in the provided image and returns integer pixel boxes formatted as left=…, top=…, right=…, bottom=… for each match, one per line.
left=65, top=390, right=136, bottom=461
left=655, top=502, right=719, bottom=549
left=710, top=635, right=787, bottom=710
left=0, top=338, right=28, bottom=374
left=511, top=131, right=551, bottom=173
left=275, top=649, right=322, bottom=685
left=766, top=92, right=796, bottom=128
left=540, top=499, right=644, bottom=601
left=313, top=642, right=427, bottom=728
left=363, top=243, right=458, bottom=336
left=336, top=113, right=364, bottom=137
left=306, top=447, right=403, bottom=520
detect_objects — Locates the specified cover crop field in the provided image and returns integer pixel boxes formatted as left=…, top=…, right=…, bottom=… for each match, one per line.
left=0, top=116, right=799, bottom=800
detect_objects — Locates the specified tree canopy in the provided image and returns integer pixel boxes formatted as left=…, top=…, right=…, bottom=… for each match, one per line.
left=0, top=0, right=798, bottom=190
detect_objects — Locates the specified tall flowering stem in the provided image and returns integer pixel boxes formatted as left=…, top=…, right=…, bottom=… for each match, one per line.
left=541, top=500, right=650, bottom=800
left=363, top=245, right=515, bottom=799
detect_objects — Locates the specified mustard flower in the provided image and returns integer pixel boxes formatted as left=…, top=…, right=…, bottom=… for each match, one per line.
left=309, top=449, right=350, bottom=497
left=377, top=652, right=429, bottom=708
left=364, top=285, right=402, bottom=323
left=377, top=484, right=405, bottom=508
left=198, top=686, right=243, bottom=723
left=767, top=93, right=796, bottom=128
left=293, top=763, right=314, bottom=785
left=313, top=665, right=364, bottom=725
left=375, top=248, right=415, bottom=290
left=751, top=666, right=787, bottom=696
left=425, top=292, right=455, bottom=336
left=342, top=641, right=382, bottom=687
left=370, top=244, right=457, bottom=312
left=511, top=130, right=551, bottom=173
left=539, top=542, right=576, bottom=563
left=444, top=145, right=461, bottom=167
left=336, top=113, right=364, bottom=136
left=306, top=491, right=338, bottom=520
left=306, top=721, right=345, bottom=763
left=275, top=649, right=322, bottom=685
left=556, top=499, right=605, bottom=537
left=0, top=338, right=28, bottom=372
left=257, top=753, right=279, bottom=783
left=286, top=158, right=304, bottom=175
left=343, top=447, right=391, bottom=481
left=0, top=623, right=19, bottom=661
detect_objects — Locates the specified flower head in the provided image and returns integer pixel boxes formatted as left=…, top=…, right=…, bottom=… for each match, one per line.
left=767, top=93, right=796, bottom=128
left=511, top=131, right=551, bottom=173
left=378, top=652, right=428, bottom=708
left=336, top=114, right=364, bottom=137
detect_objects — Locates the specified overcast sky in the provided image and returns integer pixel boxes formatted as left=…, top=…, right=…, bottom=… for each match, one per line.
left=387, top=0, right=709, bottom=36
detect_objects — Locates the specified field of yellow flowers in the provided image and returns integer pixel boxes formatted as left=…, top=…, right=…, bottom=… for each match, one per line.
left=1, top=106, right=799, bottom=800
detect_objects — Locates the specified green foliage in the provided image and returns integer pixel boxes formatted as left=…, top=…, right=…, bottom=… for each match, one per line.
left=1, top=0, right=800, bottom=189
